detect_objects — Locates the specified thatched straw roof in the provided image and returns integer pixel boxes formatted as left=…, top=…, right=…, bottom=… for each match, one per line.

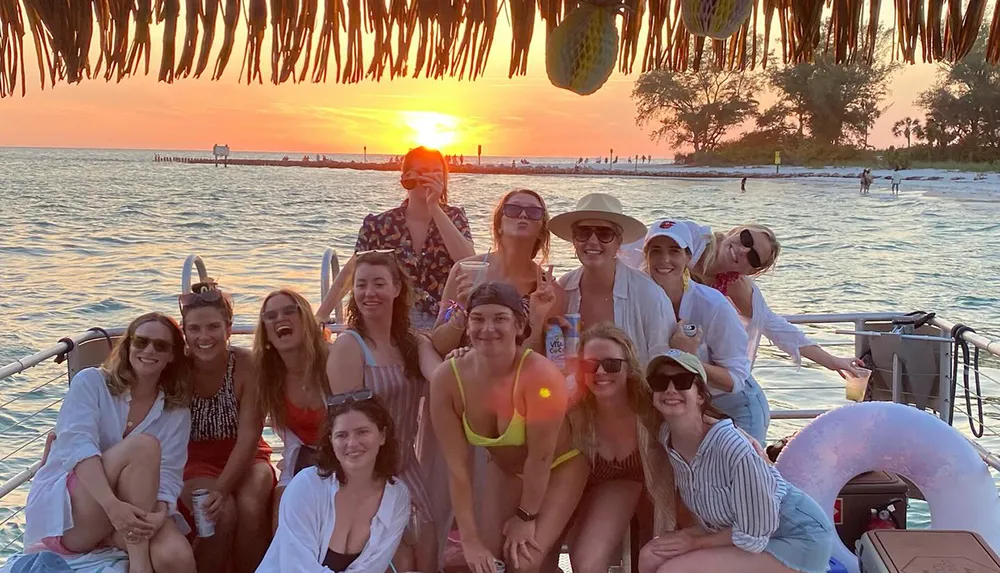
left=1, top=0, right=997, bottom=98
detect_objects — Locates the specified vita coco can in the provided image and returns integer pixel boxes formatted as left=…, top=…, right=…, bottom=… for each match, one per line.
left=191, top=489, right=215, bottom=537
left=564, top=313, right=581, bottom=359
left=545, top=323, right=566, bottom=372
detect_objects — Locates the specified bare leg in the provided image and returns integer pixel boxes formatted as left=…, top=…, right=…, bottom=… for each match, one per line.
left=149, top=518, right=197, bottom=573
left=181, top=477, right=236, bottom=573
left=567, top=480, right=642, bottom=573
left=233, top=462, right=276, bottom=573
left=647, top=546, right=800, bottom=573
left=61, top=433, right=161, bottom=573
left=479, top=458, right=521, bottom=558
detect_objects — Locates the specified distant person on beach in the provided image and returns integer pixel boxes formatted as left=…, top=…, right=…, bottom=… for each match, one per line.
left=741, top=177, right=747, bottom=193
left=892, top=167, right=902, bottom=195
left=316, top=146, right=475, bottom=331
left=23, top=313, right=194, bottom=573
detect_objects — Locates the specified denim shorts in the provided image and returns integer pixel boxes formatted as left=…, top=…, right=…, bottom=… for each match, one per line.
left=711, top=375, right=771, bottom=445
left=765, top=486, right=835, bottom=573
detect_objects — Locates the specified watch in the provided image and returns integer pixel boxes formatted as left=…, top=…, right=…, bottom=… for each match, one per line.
left=516, top=507, right=538, bottom=522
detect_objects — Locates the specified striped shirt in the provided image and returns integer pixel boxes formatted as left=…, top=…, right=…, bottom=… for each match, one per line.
left=659, top=419, right=787, bottom=553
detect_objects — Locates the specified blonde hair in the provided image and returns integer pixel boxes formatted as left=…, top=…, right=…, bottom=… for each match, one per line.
left=569, top=322, right=677, bottom=533
left=253, top=289, right=330, bottom=431
left=491, top=189, right=551, bottom=264
left=696, top=224, right=781, bottom=280
left=101, top=312, right=191, bottom=409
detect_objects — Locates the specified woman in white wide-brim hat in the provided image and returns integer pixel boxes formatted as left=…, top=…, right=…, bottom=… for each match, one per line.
left=552, top=193, right=676, bottom=370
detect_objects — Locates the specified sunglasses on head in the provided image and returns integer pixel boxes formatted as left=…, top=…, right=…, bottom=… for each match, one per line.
left=646, top=371, right=701, bottom=393
left=502, top=203, right=545, bottom=221
left=740, top=229, right=764, bottom=269
left=326, top=388, right=374, bottom=408
left=571, top=224, right=619, bottom=244
left=131, top=335, right=172, bottom=353
left=580, top=358, right=626, bottom=374
left=356, top=248, right=395, bottom=258
left=261, top=304, right=299, bottom=322
left=178, top=289, right=223, bottom=314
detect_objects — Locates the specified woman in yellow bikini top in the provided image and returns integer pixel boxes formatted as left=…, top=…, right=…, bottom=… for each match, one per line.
left=430, top=281, right=588, bottom=573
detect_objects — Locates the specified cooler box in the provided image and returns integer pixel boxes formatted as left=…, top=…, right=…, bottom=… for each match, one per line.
left=858, top=529, right=1000, bottom=573
left=836, top=471, right=908, bottom=548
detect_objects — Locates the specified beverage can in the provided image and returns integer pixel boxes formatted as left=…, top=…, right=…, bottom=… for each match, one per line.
left=545, top=323, right=566, bottom=372
left=682, top=323, right=699, bottom=337
left=494, top=559, right=507, bottom=573
left=564, top=313, right=581, bottom=358
left=191, top=489, right=215, bottom=537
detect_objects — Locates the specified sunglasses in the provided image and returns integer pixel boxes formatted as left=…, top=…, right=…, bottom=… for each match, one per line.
left=580, top=358, right=626, bottom=374
left=356, top=248, right=395, bottom=258
left=572, top=224, right=620, bottom=244
left=502, top=203, right=545, bottom=221
left=261, top=304, right=299, bottom=322
left=401, top=171, right=443, bottom=190
left=326, top=388, right=374, bottom=408
left=178, top=289, right=223, bottom=315
left=131, top=335, right=173, bottom=353
left=647, top=372, right=701, bottom=393
left=740, top=229, right=764, bottom=269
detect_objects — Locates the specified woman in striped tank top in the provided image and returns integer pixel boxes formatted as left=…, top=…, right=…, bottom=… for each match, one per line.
left=179, top=282, right=274, bottom=573
left=326, top=250, right=444, bottom=572
left=565, top=323, right=676, bottom=573
left=639, top=350, right=833, bottom=573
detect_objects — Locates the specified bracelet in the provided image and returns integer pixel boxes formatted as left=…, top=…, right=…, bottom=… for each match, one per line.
left=443, top=299, right=467, bottom=323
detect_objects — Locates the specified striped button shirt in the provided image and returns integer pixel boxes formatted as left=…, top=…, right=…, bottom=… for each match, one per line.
left=659, top=419, right=787, bottom=552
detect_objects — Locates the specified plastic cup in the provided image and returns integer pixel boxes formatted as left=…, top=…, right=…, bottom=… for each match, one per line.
left=459, top=261, right=490, bottom=286
left=844, top=367, right=872, bottom=402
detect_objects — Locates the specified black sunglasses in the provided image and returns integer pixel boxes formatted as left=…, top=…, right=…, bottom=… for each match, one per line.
left=572, top=224, right=619, bottom=244
left=740, top=229, right=764, bottom=269
left=502, top=203, right=545, bottom=221
left=326, top=388, right=374, bottom=408
left=580, top=358, right=626, bottom=374
left=647, top=372, right=701, bottom=393
left=178, top=289, right=223, bottom=315
left=131, top=335, right=173, bottom=353
left=261, top=304, right=299, bottom=322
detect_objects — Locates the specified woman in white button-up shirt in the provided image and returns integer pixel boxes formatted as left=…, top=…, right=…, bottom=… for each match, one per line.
left=639, top=350, right=833, bottom=573
left=257, top=392, right=410, bottom=573
left=24, top=312, right=194, bottom=573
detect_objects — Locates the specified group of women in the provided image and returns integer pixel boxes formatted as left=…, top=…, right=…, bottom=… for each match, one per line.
left=22, top=146, right=860, bottom=573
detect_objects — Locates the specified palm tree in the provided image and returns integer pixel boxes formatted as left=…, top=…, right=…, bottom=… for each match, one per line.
left=892, top=117, right=921, bottom=148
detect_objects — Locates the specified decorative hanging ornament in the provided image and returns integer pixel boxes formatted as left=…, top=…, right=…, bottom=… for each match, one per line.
left=680, top=0, right=753, bottom=40
left=546, top=1, right=623, bottom=96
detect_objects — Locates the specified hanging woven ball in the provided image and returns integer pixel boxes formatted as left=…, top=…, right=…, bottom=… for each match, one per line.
left=680, top=0, right=753, bottom=40
left=546, top=3, right=620, bottom=96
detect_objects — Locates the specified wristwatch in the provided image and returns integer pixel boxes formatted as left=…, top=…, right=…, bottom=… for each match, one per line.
left=516, top=507, right=538, bottom=522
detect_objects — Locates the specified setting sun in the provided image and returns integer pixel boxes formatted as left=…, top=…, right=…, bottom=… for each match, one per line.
left=401, top=111, right=461, bottom=150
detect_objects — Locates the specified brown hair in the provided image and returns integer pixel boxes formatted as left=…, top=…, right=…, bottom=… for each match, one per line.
left=101, top=312, right=191, bottom=409
left=695, top=224, right=781, bottom=280
left=345, top=251, right=421, bottom=381
left=568, top=322, right=677, bottom=533
left=179, top=280, right=234, bottom=326
left=402, top=146, right=450, bottom=205
left=315, top=396, right=400, bottom=485
left=253, top=289, right=330, bottom=430
left=491, top=189, right=551, bottom=264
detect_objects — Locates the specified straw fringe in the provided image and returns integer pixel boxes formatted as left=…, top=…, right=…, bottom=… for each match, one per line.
left=2, top=0, right=999, bottom=97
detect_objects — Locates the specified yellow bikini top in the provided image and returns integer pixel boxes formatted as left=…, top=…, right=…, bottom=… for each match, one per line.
left=451, top=349, right=532, bottom=448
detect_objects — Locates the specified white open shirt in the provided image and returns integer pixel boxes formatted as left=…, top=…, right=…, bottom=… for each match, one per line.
left=257, top=466, right=410, bottom=573
left=24, top=367, right=191, bottom=546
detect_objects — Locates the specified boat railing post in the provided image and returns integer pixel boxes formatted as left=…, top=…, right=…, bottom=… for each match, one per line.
left=854, top=318, right=866, bottom=359
left=937, top=324, right=954, bottom=423
left=321, top=249, right=343, bottom=323
left=891, top=353, right=902, bottom=404
left=181, top=255, right=210, bottom=294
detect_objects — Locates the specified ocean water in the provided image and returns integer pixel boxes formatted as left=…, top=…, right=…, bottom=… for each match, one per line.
left=2, top=147, right=999, bottom=557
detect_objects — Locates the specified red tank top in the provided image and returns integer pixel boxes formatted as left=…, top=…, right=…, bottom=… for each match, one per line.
left=284, top=397, right=324, bottom=446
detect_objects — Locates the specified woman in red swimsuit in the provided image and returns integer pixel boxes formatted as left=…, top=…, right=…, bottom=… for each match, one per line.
left=178, top=282, right=275, bottom=573
left=253, top=288, right=331, bottom=530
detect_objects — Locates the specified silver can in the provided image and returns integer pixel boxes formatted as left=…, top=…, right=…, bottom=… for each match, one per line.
left=564, top=313, right=581, bottom=359
left=191, top=488, right=215, bottom=537
left=494, top=559, right=506, bottom=573
left=682, top=323, right=699, bottom=337
left=545, top=323, right=566, bottom=372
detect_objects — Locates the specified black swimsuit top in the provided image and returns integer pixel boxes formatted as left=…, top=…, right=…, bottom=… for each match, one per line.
left=323, top=548, right=361, bottom=572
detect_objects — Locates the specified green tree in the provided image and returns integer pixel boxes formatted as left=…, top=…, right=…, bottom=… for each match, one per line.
left=768, top=29, right=900, bottom=146
left=892, top=117, right=921, bottom=147
left=632, top=65, right=762, bottom=153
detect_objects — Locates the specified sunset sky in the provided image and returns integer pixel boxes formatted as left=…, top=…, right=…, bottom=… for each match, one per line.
left=0, top=5, right=941, bottom=157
